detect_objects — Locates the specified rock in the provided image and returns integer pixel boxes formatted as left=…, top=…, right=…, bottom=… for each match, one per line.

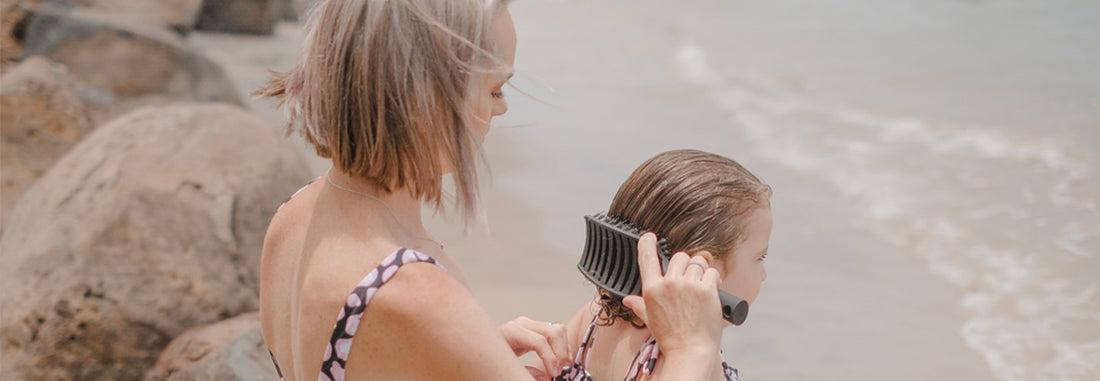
left=0, top=103, right=312, bottom=381
left=19, top=4, right=243, bottom=121
left=71, top=0, right=204, bottom=34
left=196, top=0, right=279, bottom=35
left=144, top=313, right=279, bottom=381
left=0, top=56, right=94, bottom=235
left=0, top=1, right=30, bottom=72
left=279, top=0, right=315, bottom=22
left=278, top=0, right=297, bottom=22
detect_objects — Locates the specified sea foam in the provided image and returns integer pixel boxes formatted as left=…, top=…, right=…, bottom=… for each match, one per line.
left=675, top=40, right=1100, bottom=381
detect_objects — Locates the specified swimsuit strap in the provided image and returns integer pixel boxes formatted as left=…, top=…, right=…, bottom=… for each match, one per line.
left=554, top=315, right=740, bottom=381
left=553, top=314, right=601, bottom=381
left=269, top=349, right=285, bottom=381
left=318, top=248, right=444, bottom=381
left=575, top=314, right=602, bottom=367
left=624, top=339, right=742, bottom=381
left=624, top=337, right=659, bottom=381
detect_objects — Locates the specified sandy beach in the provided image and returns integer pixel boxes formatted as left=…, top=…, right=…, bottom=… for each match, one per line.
left=189, top=0, right=1099, bottom=379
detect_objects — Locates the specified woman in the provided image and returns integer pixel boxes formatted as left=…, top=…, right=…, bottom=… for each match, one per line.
left=256, top=1, right=726, bottom=379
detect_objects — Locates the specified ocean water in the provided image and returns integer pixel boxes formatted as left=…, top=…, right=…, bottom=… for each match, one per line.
left=498, top=0, right=1099, bottom=379
left=659, top=1, right=1100, bottom=380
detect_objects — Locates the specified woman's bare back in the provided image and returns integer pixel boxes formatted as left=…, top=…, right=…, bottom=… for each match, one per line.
left=259, top=179, right=525, bottom=380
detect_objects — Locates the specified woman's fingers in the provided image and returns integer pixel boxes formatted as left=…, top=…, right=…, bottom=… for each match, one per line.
left=500, top=321, right=558, bottom=375
left=516, top=317, right=571, bottom=372
left=664, top=251, right=691, bottom=279
left=633, top=233, right=724, bottom=357
left=525, top=365, right=551, bottom=381
left=683, top=255, right=709, bottom=280
left=499, top=317, right=571, bottom=376
left=636, top=233, right=662, bottom=286
left=702, top=266, right=721, bottom=287
left=622, top=295, right=648, bottom=325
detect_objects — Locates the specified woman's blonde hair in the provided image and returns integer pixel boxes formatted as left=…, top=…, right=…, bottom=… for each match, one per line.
left=598, top=149, right=772, bottom=327
left=255, top=0, right=510, bottom=218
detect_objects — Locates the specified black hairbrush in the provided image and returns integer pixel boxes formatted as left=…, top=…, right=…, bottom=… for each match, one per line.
left=578, top=213, right=750, bottom=325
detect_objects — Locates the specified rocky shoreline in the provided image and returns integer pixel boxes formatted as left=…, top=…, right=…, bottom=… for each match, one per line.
left=1, top=1, right=313, bottom=379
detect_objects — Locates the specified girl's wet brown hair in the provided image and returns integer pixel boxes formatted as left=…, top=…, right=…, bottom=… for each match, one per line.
left=597, top=149, right=772, bottom=327
left=254, top=0, right=510, bottom=219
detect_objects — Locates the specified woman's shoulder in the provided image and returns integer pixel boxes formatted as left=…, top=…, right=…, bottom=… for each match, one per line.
left=315, top=249, right=452, bottom=342
left=363, top=252, right=462, bottom=316
left=343, top=253, right=534, bottom=379
left=263, top=177, right=322, bottom=252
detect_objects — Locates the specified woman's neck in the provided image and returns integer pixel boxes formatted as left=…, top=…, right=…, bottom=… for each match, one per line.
left=325, top=169, right=432, bottom=243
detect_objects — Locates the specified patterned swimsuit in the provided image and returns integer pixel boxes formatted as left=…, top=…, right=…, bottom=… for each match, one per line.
left=553, top=315, right=741, bottom=381
left=268, top=247, right=444, bottom=381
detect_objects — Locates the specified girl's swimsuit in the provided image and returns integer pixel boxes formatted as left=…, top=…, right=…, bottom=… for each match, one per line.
left=268, top=247, right=444, bottom=381
left=553, top=315, right=741, bottom=381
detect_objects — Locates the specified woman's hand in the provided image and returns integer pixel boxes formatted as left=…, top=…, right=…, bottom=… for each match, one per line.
left=622, top=233, right=724, bottom=357
left=499, top=316, right=571, bottom=381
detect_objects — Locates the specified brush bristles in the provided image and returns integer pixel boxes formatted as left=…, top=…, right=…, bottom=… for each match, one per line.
left=580, top=213, right=751, bottom=326
left=578, top=213, right=669, bottom=297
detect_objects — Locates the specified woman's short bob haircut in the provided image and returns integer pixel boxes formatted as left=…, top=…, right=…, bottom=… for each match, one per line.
left=255, top=0, right=511, bottom=218
left=597, top=149, right=772, bottom=327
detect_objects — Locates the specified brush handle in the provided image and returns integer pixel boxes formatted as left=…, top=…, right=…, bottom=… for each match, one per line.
left=719, top=291, right=749, bottom=326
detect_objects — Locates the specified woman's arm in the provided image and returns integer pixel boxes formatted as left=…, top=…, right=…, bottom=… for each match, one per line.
left=499, top=316, right=572, bottom=379
left=650, top=350, right=725, bottom=381
left=623, top=233, right=726, bottom=381
left=349, top=261, right=567, bottom=380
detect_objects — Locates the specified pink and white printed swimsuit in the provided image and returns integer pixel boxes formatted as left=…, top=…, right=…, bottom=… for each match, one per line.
left=553, top=315, right=741, bottom=381
left=268, top=247, right=444, bottom=381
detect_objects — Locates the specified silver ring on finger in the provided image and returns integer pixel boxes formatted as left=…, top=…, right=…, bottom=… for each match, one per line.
left=685, top=261, right=707, bottom=274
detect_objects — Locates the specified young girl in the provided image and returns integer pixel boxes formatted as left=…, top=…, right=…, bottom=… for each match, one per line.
left=557, top=149, right=773, bottom=381
left=256, top=1, right=729, bottom=380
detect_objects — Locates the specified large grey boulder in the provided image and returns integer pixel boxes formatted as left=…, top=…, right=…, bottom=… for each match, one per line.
left=0, top=56, right=94, bottom=235
left=279, top=0, right=315, bottom=22
left=20, top=4, right=242, bottom=123
left=279, top=0, right=298, bottom=22
left=71, top=0, right=205, bottom=34
left=144, top=313, right=279, bottom=381
left=0, top=103, right=312, bottom=380
left=196, top=0, right=279, bottom=35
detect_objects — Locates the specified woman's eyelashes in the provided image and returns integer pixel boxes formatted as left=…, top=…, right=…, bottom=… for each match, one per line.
left=490, top=80, right=508, bottom=99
